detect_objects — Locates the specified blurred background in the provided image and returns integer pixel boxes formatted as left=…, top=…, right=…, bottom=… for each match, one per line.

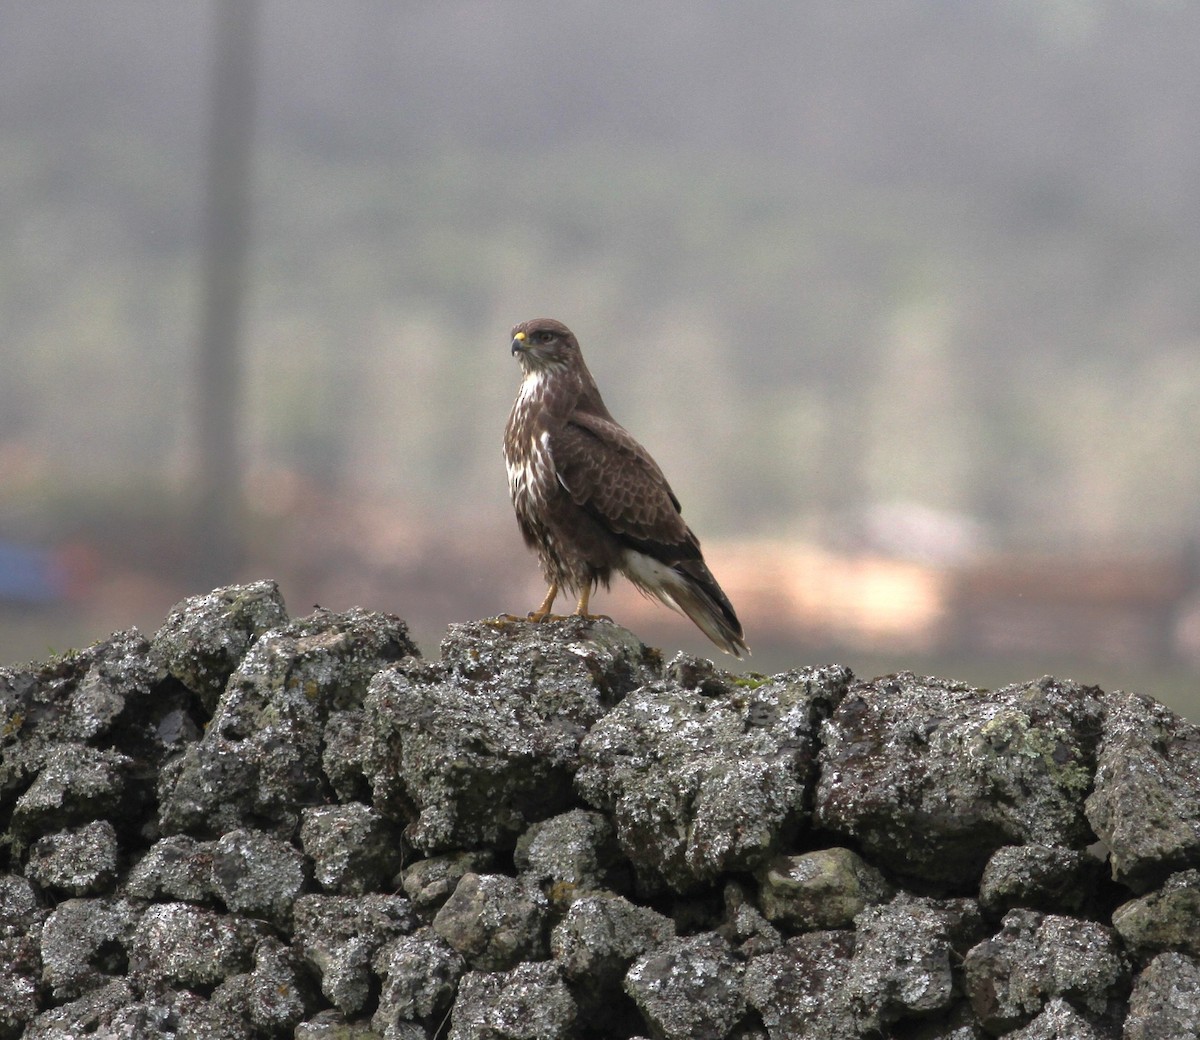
left=2, top=1, right=1198, bottom=717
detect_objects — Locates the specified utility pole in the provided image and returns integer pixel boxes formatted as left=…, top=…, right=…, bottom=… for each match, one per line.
left=193, top=0, right=259, bottom=587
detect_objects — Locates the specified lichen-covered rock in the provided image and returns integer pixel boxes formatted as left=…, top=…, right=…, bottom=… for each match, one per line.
left=129, top=901, right=262, bottom=989
left=743, top=930, right=857, bottom=1040
left=40, top=897, right=139, bottom=1000
left=365, top=619, right=651, bottom=853
left=208, top=935, right=312, bottom=1035
left=1085, top=690, right=1200, bottom=893
left=402, top=851, right=497, bottom=915
left=125, top=828, right=306, bottom=924
left=550, top=892, right=676, bottom=1026
left=150, top=581, right=290, bottom=712
left=25, top=819, right=119, bottom=896
left=577, top=665, right=851, bottom=892
left=1111, top=869, right=1200, bottom=962
left=846, top=893, right=985, bottom=1031
left=293, top=893, right=418, bottom=1016
left=22, top=980, right=153, bottom=1040
left=962, top=909, right=1128, bottom=1034
left=816, top=675, right=1103, bottom=886
left=515, top=808, right=630, bottom=908
left=719, top=880, right=782, bottom=958
left=978, top=844, right=1103, bottom=918
left=449, top=961, right=577, bottom=1040
left=11, top=744, right=131, bottom=845
left=158, top=606, right=415, bottom=838
left=432, top=872, right=549, bottom=971
left=301, top=802, right=405, bottom=895
left=624, top=932, right=746, bottom=1040
left=373, top=927, right=466, bottom=1033
left=1003, top=996, right=1110, bottom=1039
left=1124, top=951, right=1200, bottom=1040
left=756, top=846, right=892, bottom=930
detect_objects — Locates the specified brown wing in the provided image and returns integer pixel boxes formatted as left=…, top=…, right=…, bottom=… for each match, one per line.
left=549, top=412, right=700, bottom=562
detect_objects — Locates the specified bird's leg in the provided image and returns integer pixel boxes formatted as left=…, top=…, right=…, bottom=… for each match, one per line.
left=527, top=582, right=559, bottom=622
left=572, top=584, right=614, bottom=623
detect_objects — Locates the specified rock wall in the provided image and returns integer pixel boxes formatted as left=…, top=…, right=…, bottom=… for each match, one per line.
left=1, top=580, right=1199, bottom=1039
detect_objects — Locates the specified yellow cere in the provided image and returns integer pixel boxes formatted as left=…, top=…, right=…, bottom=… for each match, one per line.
left=514, top=332, right=526, bottom=342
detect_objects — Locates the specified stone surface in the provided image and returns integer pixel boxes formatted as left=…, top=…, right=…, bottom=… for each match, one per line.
left=625, top=932, right=746, bottom=1040
left=4, top=584, right=1199, bottom=1037
left=1111, top=869, right=1200, bottom=962
left=1124, top=951, right=1200, bottom=1040
left=301, top=801, right=405, bottom=895
left=846, top=894, right=985, bottom=1031
left=158, top=606, right=416, bottom=838
left=577, top=664, right=851, bottom=892
left=432, top=872, right=549, bottom=971
left=515, top=808, right=630, bottom=907
left=364, top=618, right=655, bottom=854
left=756, top=846, right=892, bottom=930
left=449, top=961, right=577, bottom=1040
left=962, top=909, right=1128, bottom=1034
left=293, top=893, right=418, bottom=1016
left=816, top=674, right=1103, bottom=886
left=150, top=580, right=290, bottom=712
left=743, top=930, right=858, bottom=1040
left=978, top=843, right=1103, bottom=918
left=1085, top=691, right=1200, bottom=893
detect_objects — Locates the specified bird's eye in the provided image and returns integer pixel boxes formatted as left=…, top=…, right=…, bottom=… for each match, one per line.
left=536, top=331, right=556, bottom=344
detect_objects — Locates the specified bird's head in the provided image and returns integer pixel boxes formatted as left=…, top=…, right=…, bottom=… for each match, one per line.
left=510, top=318, right=579, bottom=373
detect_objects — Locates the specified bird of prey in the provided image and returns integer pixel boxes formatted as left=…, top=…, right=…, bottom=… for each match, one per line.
left=504, top=317, right=748, bottom=657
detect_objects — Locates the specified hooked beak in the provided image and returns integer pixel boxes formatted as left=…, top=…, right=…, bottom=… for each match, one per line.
left=510, top=330, right=527, bottom=356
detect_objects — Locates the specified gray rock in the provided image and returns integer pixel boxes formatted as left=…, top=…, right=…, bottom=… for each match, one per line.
left=25, top=819, right=119, bottom=896
left=22, top=980, right=149, bottom=1040
left=125, top=828, right=307, bottom=924
left=210, top=936, right=311, bottom=1035
left=301, top=802, right=405, bottom=895
left=978, top=843, right=1102, bottom=918
left=373, top=927, right=466, bottom=1033
left=432, top=872, right=549, bottom=971
left=402, top=851, right=497, bottom=915
left=449, top=961, right=577, bottom=1040
left=816, top=674, right=1103, bottom=886
left=846, top=893, right=984, bottom=1030
left=322, top=708, right=371, bottom=803
left=1086, top=691, right=1200, bottom=893
left=1112, top=869, right=1200, bottom=962
left=550, top=892, right=676, bottom=1025
left=1005, top=996, right=1111, bottom=1039
left=756, top=846, right=893, bottom=930
left=208, top=827, right=308, bottom=923
left=11, top=744, right=130, bottom=842
left=0, top=875, right=44, bottom=1039
left=962, top=908, right=1128, bottom=1034
left=515, top=808, right=629, bottom=908
left=742, top=930, right=858, bottom=1040
left=40, top=897, right=138, bottom=1000
left=295, top=1011, right=386, bottom=1040
left=150, top=580, right=290, bottom=711
left=126, top=834, right=217, bottom=902
left=719, top=881, right=782, bottom=958
left=129, top=901, right=261, bottom=989
left=577, top=665, right=851, bottom=892
left=1124, top=951, right=1200, bottom=1040
left=625, top=932, right=746, bottom=1040
left=158, top=606, right=415, bottom=838
left=293, top=893, right=418, bottom=1016
left=364, top=618, right=653, bottom=854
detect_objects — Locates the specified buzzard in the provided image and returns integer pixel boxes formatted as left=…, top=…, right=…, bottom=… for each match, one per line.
left=504, top=317, right=748, bottom=657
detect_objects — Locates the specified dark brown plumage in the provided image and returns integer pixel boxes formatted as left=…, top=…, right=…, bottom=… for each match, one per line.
left=504, top=317, right=748, bottom=657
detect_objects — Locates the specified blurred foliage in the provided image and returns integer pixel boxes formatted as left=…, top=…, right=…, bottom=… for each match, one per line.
left=0, top=0, right=1198, bottom=550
